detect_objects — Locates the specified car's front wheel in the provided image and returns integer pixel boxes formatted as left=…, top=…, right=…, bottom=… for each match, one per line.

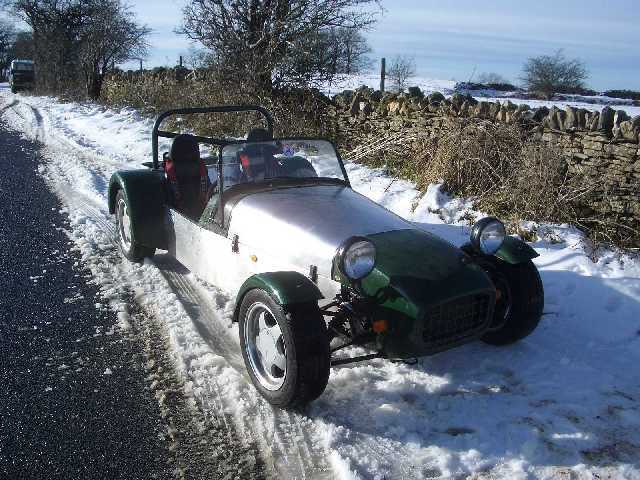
left=481, top=258, right=544, bottom=345
left=239, top=289, right=330, bottom=408
left=115, top=189, right=155, bottom=262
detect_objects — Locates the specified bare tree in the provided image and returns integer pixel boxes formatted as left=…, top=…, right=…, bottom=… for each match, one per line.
left=184, top=46, right=217, bottom=70
left=0, top=19, right=16, bottom=74
left=10, top=0, right=88, bottom=92
left=324, top=27, right=372, bottom=75
left=477, top=72, right=508, bottom=85
left=179, top=0, right=381, bottom=91
left=9, top=30, right=34, bottom=59
left=279, top=26, right=372, bottom=87
left=387, top=54, right=415, bottom=92
left=521, top=49, right=588, bottom=99
left=7, top=0, right=148, bottom=98
left=78, top=0, right=149, bottom=99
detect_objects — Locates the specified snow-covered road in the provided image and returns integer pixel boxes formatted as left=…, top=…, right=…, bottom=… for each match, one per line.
left=2, top=84, right=639, bottom=480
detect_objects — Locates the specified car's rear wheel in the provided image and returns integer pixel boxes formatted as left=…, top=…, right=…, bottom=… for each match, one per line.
left=481, top=258, right=544, bottom=345
left=239, top=289, right=330, bottom=408
left=115, top=190, right=155, bottom=262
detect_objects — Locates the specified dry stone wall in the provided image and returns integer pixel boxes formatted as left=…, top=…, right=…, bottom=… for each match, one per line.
left=328, top=87, right=639, bottom=247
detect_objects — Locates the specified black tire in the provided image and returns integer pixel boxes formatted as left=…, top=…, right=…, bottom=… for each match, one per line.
left=114, top=189, right=155, bottom=262
left=481, top=259, right=544, bottom=346
left=10, top=85, right=17, bottom=94
left=238, top=289, right=330, bottom=408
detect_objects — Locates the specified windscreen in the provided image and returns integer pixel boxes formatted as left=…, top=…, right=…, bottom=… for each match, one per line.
left=12, top=62, right=34, bottom=71
left=220, top=139, right=346, bottom=190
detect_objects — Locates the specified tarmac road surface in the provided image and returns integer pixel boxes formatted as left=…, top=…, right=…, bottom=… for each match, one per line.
left=0, top=121, right=265, bottom=479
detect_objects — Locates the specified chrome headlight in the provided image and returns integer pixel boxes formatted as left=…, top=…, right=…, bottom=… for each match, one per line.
left=471, top=217, right=506, bottom=255
left=336, top=237, right=376, bottom=280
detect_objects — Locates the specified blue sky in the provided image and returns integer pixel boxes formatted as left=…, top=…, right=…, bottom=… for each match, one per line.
left=120, top=0, right=639, bottom=90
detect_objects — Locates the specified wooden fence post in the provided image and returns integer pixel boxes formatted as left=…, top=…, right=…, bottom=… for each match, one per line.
left=380, top=57, right=386, bottom=92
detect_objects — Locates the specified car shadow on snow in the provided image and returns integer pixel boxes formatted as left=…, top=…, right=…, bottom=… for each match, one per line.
left=153, top=253, right=246, bottom=372
left=155, top=237, right=640, bottom=475
left=311, top=264, right=640, bottom=475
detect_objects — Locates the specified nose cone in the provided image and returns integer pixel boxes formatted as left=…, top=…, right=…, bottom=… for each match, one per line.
left=363, top=228, right=473, bottom=287
left=360, top=229, right=496, bottom=358
left=362, top=228, right=494, bottom=312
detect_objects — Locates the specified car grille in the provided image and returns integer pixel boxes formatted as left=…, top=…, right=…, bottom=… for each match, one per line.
left=422, top=294, right=492, bottom=347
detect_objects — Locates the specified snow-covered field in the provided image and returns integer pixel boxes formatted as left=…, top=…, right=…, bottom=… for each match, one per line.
left=2, top=83, right=640, bottom=479
left=325, top=74, right=640, bottom=117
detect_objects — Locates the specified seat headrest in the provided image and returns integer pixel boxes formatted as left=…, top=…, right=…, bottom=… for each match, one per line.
left=170, top=134, right=200, bottom=163
left=247, top=128, right=272, bottom=142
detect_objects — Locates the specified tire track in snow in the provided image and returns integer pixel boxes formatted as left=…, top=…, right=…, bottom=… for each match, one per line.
left=157, top=259, right=334, bottom=479
left=0, top=97, right=46, bottom=141
left=27, top=103, right=46, bottom=141
left=122, top=288, right=266, bottom=479
left=0, top=112, right=266, bottom=478
left=39, top=172, right=268, bottom=478
left=11, top=97, right=334, bottom=480
left=0, top=98, right=18, bottom=115
left=44, top=130, right=333, bottom=479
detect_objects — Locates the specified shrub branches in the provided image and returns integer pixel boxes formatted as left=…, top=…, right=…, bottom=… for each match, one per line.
left=179, top=0, right=381, bottom=92
left=521, top=49, right=589, bottom=99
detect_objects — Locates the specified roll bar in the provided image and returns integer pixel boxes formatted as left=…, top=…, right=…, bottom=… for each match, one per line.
left=151, top=105, right=274, bottom=169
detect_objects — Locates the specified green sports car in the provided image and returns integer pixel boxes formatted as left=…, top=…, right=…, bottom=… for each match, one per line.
left=108, top=106, right=544, bottom=408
